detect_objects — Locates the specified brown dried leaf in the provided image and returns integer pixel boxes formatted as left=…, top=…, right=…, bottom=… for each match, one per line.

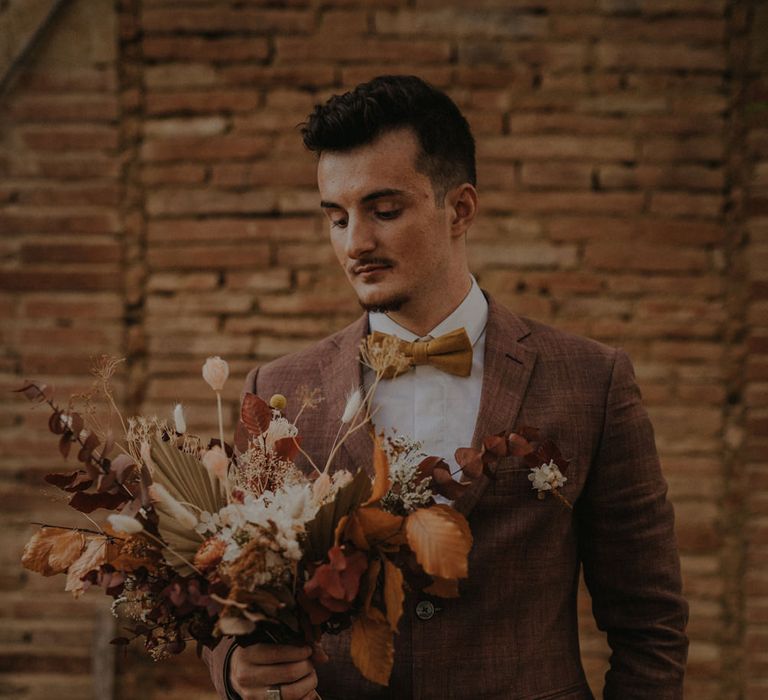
left=405, top=505, right=472, bottom=580
left=65, top=537, right=112, bottom=598
left=362, top=557, right=382, bottom=614
left=382, top=558, right=404, bottom=632
left=424, top=576, right=460, bottom=598
left=364, top=441, right=390, bottom=506
left=350, top=608, right=394, bottom=686
left=21, top=528, right=86, bottom=576
left=356, top=508, right=405, bottom=548
left=14, top=382, right=50, bottom=402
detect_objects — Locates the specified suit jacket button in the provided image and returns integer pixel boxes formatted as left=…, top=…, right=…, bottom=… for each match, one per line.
left=415, top=600, right=435, bottom=620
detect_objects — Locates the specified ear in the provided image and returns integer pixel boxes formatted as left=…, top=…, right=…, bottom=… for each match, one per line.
left=446, top=184, right=478, bottom=238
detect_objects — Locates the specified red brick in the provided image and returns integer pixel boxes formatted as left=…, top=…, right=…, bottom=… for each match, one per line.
left=141, top=135, right=271, bottom=162
left=642, top=137, right=724, bottom=162
left=142, top=36, right=270, bottom=61
left=9, top=96, right=119, bottom=122
left=147, top=244, right=271, bottom=270
left=141, top=163, right=207, bottom=185
left=219, top=65, right=337, bottom=89
left=147, top=217, right=319, bottom=243
left=146, top=188, right=276, bottom=216
left=374, top=8, right=548, bottom=38
left=10, top=156, right=121, bottom=180
left=20, top=127, right=119, bottom=152
left=341, top=65, right=452, bottom=88
left=275, top=37, right=451, bottom=63
left=482, top=191, right=645, bottom=215
left=142, top=8, right=313, bottom=33
left=19, top=69, right=117, bottom=93
left=0, top=211, right=119, bottom=235
left=598, top=43, right=725, bottom=71
left=20, top=243, right=121, bottom=264
left=14, top=184, right=122, bottom=207
left=211, top=161, right=316, bottom=187
left=598, top=164, right=724, bottom=191
left=145, top=90, right=261, bottom=116
left=479, top=135, right=635, bottom=161
left=650, top=192, right=723, bottom=218
left=0, top=270, right=122, bottom=291
left=585, top=243, right=709, bottom=272
left=521, top=162, right=593, bottom=189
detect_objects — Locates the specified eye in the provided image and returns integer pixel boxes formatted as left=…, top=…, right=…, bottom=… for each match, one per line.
left=375, top=209, right=401, bottom=221
left=327, top=212, right=348, bottom=229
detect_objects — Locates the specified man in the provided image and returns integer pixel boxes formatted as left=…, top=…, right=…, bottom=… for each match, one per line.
left=205, top=75, right=688, bottom=700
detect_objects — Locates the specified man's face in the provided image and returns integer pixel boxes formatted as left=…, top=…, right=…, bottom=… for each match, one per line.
left=317, top=128, right=455, bottom=316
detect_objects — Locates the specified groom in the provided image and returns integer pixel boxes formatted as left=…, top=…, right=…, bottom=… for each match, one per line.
left=205, top=75, right=689, bottom=699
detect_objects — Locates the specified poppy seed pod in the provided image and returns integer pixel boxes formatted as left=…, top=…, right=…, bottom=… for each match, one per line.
left=202, top=356, right=229, bottom=392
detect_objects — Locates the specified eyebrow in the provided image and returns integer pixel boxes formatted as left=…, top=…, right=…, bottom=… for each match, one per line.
left=320, top=188, right=406, bottom=209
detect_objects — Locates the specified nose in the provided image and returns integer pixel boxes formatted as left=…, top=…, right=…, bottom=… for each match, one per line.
left=344, top=216, right=376, bottom=260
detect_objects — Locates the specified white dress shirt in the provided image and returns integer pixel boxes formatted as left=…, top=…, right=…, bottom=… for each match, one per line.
left=365, top=277, right=488, bottom=492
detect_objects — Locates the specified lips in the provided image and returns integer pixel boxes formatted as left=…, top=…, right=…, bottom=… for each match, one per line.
left=352, top=262, right=392, bottom=275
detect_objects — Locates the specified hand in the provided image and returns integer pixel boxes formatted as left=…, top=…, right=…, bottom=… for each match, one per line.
left=229, top=643, right=318, bottom=700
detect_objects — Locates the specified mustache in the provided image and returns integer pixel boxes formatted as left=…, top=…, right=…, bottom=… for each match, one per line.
left=350, top=258, right=394, bottom=274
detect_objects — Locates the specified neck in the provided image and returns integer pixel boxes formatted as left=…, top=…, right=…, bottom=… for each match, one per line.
left=385, top=274, right=473, bottom=337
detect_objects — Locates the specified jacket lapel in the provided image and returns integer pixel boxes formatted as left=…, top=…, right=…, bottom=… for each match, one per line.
left=318, top=314, right=375, bottom=476
left=454, top=297, right=538, bottom=516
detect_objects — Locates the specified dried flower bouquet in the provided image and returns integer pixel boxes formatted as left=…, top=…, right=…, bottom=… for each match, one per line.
left=16, top=340, right=480, bottom=686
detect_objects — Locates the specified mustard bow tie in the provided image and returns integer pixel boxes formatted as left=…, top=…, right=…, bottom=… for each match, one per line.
left=369, top=327, right=473, bottom=378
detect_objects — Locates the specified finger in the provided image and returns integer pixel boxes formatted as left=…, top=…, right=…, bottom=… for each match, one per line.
left=278, top=669, right=318, bottom=700
left=239, top=660, right=314, bottom=688
left=238, top=644, right=313, bottom=665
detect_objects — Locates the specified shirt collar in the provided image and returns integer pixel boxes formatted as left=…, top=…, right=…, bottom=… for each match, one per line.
left=368, top=276, right=488, bottom=346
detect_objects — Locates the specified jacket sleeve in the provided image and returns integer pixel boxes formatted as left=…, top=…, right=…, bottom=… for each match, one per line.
left=576, top=349, right=689, bottom=699
left=202, top=366, right=261, bottom=698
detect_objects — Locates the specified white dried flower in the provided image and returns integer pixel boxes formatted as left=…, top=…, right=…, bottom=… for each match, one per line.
left=108, top=514, right=144, bottom=535
left=149, top=483, right=198, bottom=530
left=341, top=386, right=363, bottom=424
left=202, top=446, right=229, bottom=480
left=528, top=459, right=567, bottom=493
left=173, top=403, right=186, bottom=434
left=202, top=356, right=229, bottom=392
left=264, top=416, right=298, bottom=453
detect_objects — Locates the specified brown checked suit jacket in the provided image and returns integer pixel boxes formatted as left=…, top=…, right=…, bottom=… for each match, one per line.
left=205, top=295, right=689, bottom=700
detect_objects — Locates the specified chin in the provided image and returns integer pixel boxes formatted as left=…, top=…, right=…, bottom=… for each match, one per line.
left=356, top=291, right=410, bottom=313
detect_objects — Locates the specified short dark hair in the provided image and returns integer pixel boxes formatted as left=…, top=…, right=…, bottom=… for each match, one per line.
left=301, top=75, right=476, bottom=201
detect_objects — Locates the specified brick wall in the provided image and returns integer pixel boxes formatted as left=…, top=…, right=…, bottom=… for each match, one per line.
left=0, top=0, right=764, bottom=698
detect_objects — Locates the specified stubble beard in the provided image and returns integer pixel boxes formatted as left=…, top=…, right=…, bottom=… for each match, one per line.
left=357, top=294, right=410, bottom=313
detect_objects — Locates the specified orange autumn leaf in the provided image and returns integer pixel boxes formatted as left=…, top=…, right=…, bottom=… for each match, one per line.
left=335, top=513, right=368, bottom=550
left=405, top=505, right=472, bottom=580
left=350, top=607, right=394, bottom=686
left=382, top=558, right=404, bottom=631
left=364, top=440, right=391, bottom=506
left=361, top=557, right=382, bottom=614
left=424, top=576, right=460, bottom=598
left=21, top=528, right=86, bottom=576
left=356, top=507, right=405, bottom=548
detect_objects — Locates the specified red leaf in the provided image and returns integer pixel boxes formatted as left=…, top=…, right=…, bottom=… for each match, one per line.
left=240, top=393, right=272, bottom=435
left=45, top=471, right=93, bottom=492
left=69, top=413, right=84, bottom=436
left=49, top=411, right=67, bottom=435
left=454, top=447, right=484, bottom=479
left=78, top=432, right=100, bottom=464
left=69, top=490, right=129, bottom=513
left=13, top=382, right=50, bottom=402
left=59, top=432, right=73, bottom=458
left=431, top=468, right=469, bottom=501
left=507, top=433, right=533, bottom=457
left=274, top=435, right=301, bottom=461
left=482, top=433, right=508, bottom=459
left=110, top=454, right=136, bottom=483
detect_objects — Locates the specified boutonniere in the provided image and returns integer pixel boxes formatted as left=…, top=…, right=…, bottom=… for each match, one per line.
left=455, top=427, right=572, bottom=510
